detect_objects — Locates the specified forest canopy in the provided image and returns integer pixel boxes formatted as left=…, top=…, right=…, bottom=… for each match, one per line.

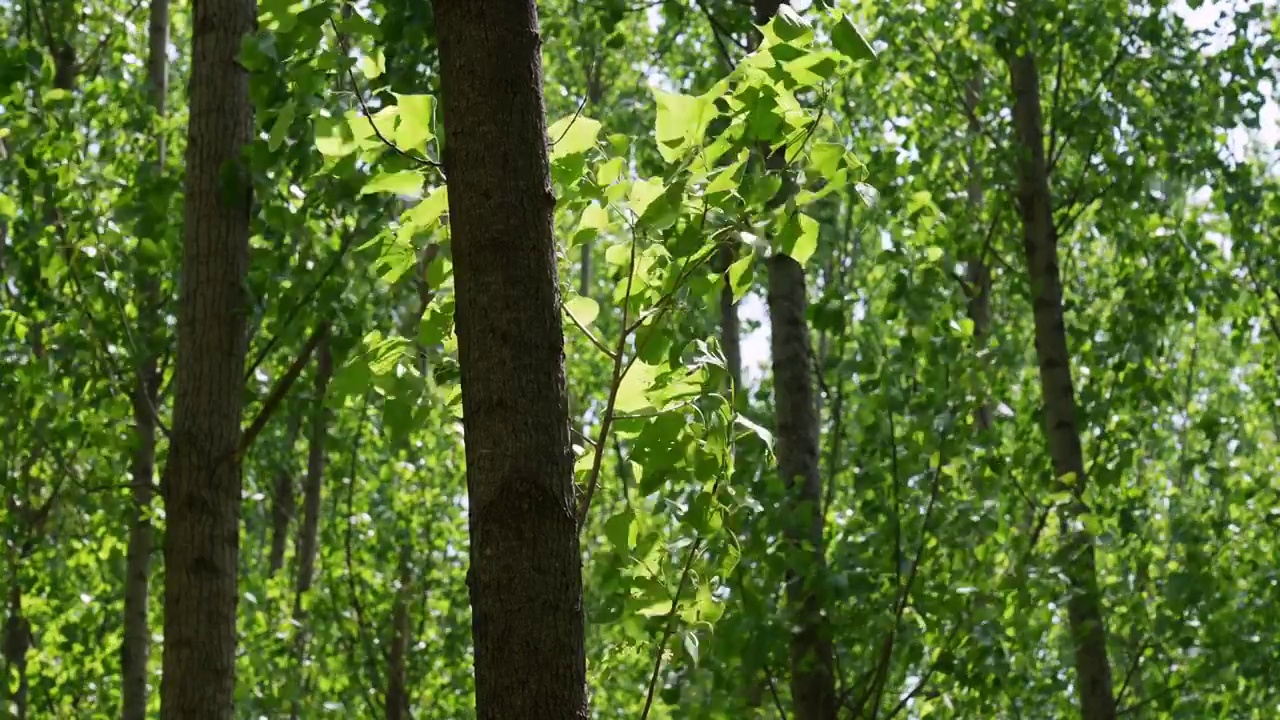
left=1, top=0, right=1278, bottom=718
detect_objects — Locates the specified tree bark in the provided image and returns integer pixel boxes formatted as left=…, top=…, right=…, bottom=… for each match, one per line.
left=3, top=583, right=31, bottom=720
left=1007, top=46, right=1117, bottom=720
left=121, top=1, right=170, bottom=717
left=767, top=255, right=837, bottom=720
left=435, top=2, right=588, bottom=718
left=158, top=0, right=255, bottom=714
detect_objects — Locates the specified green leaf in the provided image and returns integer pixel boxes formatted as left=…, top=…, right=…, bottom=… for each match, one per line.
left=734, top=415, right=773, bottom=450
left=771, top=6, right=811, bottom=42
left=268, top=101, right=296, bottom=152
left=654, top=89, right=718, bottom=162
left=683, top=631, right=700, bottom=666
left=0, top=194, right=16, bottom=218
left=400, top=185, right=449, bottom=229
left=616, top=361, right=659, bottom=414
left=358, top=49, right=386, bottom=79
left=832, top=16, right=876, bottom=61
left=728, top=250, right=754, bottom=301
left=776, top=213, right=819, bottom=265
left=565, top=295, right=600, bottom=328
left=604, top=509, right=637, bottom=553
left=628, top=178, right=665, bottom=218
left=925, top=246, right=944, bottom=263
left=548, top=114, right=602, bottom=159
left=581, top=203, right=609, bottom=231
left=362, top=170, right=424, bottom=197
left=596, top=157, right=624, bottom=186
left=393, top=93, right=435, bottom=151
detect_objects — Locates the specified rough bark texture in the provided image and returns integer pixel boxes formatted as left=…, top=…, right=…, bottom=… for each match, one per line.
left=158, top=0, right=255, bottom=713
left=1008, top=49, right=1117, bottom=720
left=767, top=255, right=836, bottom=720
left=435, top=2, right=588, bottom=719
left=121, top=1, right=169, bottom=716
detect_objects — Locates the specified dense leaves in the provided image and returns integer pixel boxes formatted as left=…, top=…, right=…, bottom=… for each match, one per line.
left=1, top=0, right=1277, bottom=717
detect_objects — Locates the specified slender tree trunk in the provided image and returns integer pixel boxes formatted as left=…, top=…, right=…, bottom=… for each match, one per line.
left=1006, top=43, right=1117, bottom=720
left=121, top=1, right=170, bottom=716
left=964, top=75, right=993, bottom=433
left=293, top=336, right=332, bottom=612
left=288, top=336, right=331, bottom=719
left=717, top=243, right=743, bottom=392
left=268, top=409, right=303, bottom=576
left=768, top=255, right=837, bottom=720
left=3, top=581, right=31, bottom=720
left=752, top=1, right=835, bottom=717
left=435, top=2, right=588, bottom=718
left=385, top=545, right=413, bottom=720
left=158, top=0, right=255, bottom=713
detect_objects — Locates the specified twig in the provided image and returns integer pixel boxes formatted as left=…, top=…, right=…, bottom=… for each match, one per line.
left=762, top=664, right=789, bottom=720
left=328, top=17, right=443, bottom=174
left=563, top=301, right=615, bottom=358
left=550, top=92, right=590, bottom=149
left=238, top=322, right=330, bottom=461
left=575, top=225, right=641, bottom=530
left=638, top=534, right=706, bottom=720
left=244, top=231, right=356, bottom=382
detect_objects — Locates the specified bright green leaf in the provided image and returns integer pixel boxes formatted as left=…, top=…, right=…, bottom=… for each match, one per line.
left=363, top=170, right=424, bottom=197
left=548, top=114, right=602, bottom=159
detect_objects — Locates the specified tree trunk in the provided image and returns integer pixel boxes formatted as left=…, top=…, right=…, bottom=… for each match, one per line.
left=3, top=583, right=31, bottom=720
left=158, top=0, right=255, bottom=713
left=268, top=409, right=303, bottom=577
left=385, top=546, right=413, bottom=720
left=1006, top=47, right=1117, bottom=720
left=435, top=2, right=588, bottom=718
left=767, top=255, right=837, bottom=720
left=293, top=336, right=332, bottom=612
left=717, top=243, right=742, bottom=392
left=121, top=1, right=169, bottom=717
left=964, top=75, right=993, bottom=433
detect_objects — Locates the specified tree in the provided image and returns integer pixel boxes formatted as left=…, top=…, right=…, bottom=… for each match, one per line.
left=1005, top=16, right=1117, bottom=720
left=121, top=0, right=170, bottom=716
left=434, top=2, right=589, bottom=718
left=158, top=0, right=256, bottom=714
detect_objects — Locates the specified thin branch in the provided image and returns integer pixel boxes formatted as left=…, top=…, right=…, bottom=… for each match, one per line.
left=576, top=224, right=641, bottom=530
left=563, top=301, right=615, bottom=358
left=762, top=664, right=789, bottom=720
left=244, top=231, right=356, bottom=382
left=238, top=322, right=330, bottom=461
left=638, top=534, right=706, bottom=720
left=328, top=17, right=443, bottom=174
left=922, top=37, right=999, bottom=147
left=550, top=92, right=590, bottom=148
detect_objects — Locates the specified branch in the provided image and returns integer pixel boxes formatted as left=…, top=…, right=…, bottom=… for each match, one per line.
left=244, top=230, right=356, bottom=382
left=329, top=17, right=443, bottom=174
left=638, top=534, right=706, bottom=720
left=238, top=322, right=330, bottom=461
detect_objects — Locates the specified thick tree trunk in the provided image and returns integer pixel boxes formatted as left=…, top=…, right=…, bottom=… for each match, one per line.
left=767, top=255, right=837, bottom=720
left=158, top=0, right=255, bottom=714
left=1007, top=48, right=1117, bottom=720
left=121, top=1, right=169, bottom=717
left=435, top=2, right=588, bottom=718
